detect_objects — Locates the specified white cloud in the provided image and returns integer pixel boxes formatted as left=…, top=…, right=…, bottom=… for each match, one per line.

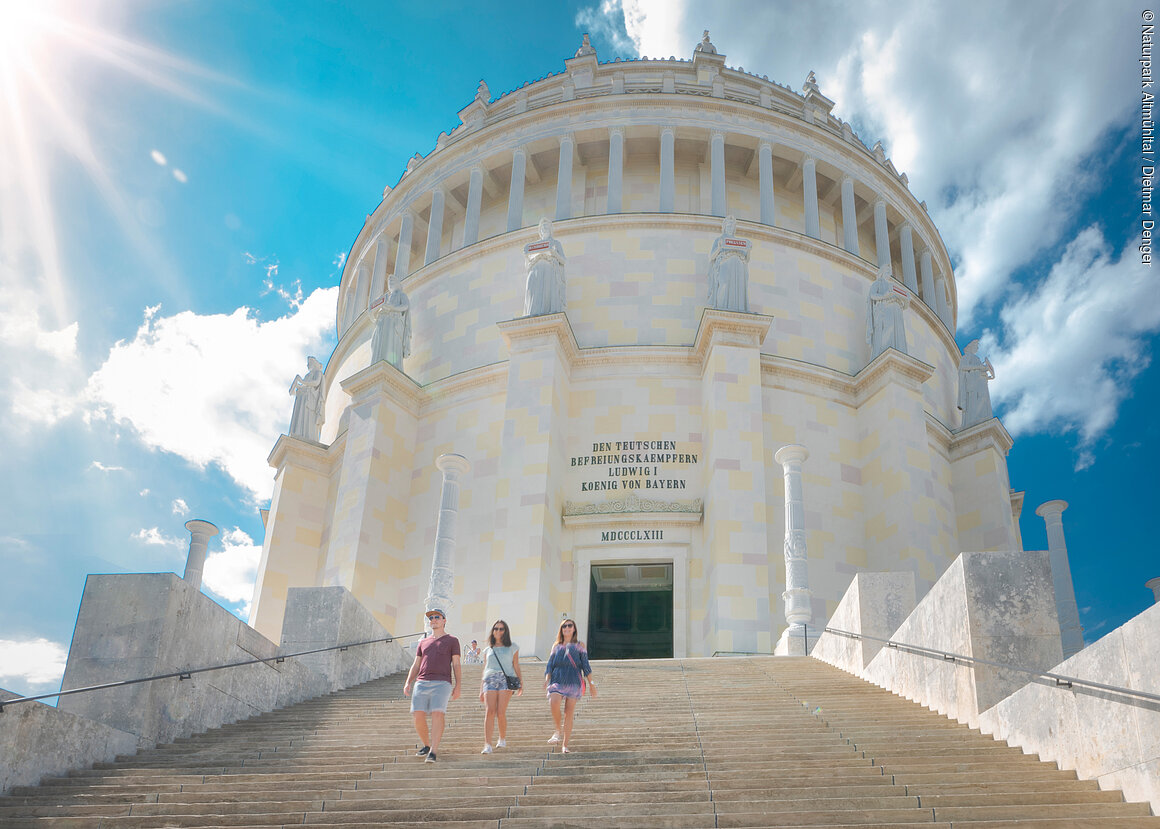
left=85, top=286, right=337, bottom=497
left=132, top=527, right=184, bottom=548
left=984, top=229, right=1160, bottom=455
left=150, top=149, right=167, bottom=166
left=575, top=0, right=639, bottom=54
left=620, top=0, right=687, bottom=58
left=139, top=488, right=150, bottom=496
left=0, top=638, right=68, bottom=688
left=171, top=498, right=189, bottom=516
left=172, top=169, right=188, bottom=184
left=90, top=461, right=125, bottom=472
left=202, top=526, right=261, bottom=616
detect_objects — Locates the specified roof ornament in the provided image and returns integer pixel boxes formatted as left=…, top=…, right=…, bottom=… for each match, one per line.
left=695, top=29, right=717, bottom=54
left=803, top=70, right=819, bottom=93
left=575, top=33, right=596, bottom=58
left=475, top=79, right=491, bottom=105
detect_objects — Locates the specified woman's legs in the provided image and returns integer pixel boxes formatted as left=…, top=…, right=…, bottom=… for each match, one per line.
left=548, top=693, right=563, bottom=740
left=561, top=696, right=578, bottom=750
left=495, top=690, right=513, bottom=741
left=483, top=690, right=499, bottom=746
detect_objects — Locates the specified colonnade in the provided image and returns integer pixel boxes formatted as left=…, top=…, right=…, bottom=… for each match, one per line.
left=340, top=125, right=956, bottom=334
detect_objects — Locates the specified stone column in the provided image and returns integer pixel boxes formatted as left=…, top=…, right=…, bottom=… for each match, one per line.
left=1147, top=577, right=1160, bottom=603
left=183, top=519, right=219, bottom=592
left=1035, top=500, right=1084, bottom=658
left=759, top=142, right=775, bottom=226
left=607, top=127, right=624, bottom=214
left=775, top=445, right=812, bottom=654
left=659, top=127, right=675, bottom=213
left=920, top=248, right=936, bottom=308
left=802, top=156, right=820, bottom=240
left=899, top=223, right=919, bottom=293
left=369, top=237, right=390, bottom=300
left=555, top=135, right=574, bottom=220
left=840, top=176, right=859, bottom=254
left=393, top=211, right=414, bottom=280
left=507, top=147, right=527, bottom=232
left=710, top=130, right=726, bottom=217
left=874, top=199, right=890, bottom=269
left=425, top=453, right=471, bottom=628
left=424, top=188, right=445, bottom=266
left=462, top=165, right=483, bottom=247
left=934, top=272, right=952, bottom=329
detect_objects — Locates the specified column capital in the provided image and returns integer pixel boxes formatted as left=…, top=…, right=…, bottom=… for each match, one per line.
left=511, top=144, right=528, bottom=158
left=759, top=140, right=773, bottom=152
left=710, top=129, right=726, bottom=142
left=1035, top=499, right=1069, bottom=518
left=185, top=519, right=219, bottom=539
left=469, top=163, right=485, bottom=175
left=841, top=174, right=855, bottom=186
left=801, top=154, right=816, bottom=167
left=608, top=125, right=625, bottom=138
left=558, top=133, right=574, bottom=147
left=775, top=444, right=809, bottom=466
left=660, top=125, right=675, bottom=138
left=435, top=452, right=471, bottom=477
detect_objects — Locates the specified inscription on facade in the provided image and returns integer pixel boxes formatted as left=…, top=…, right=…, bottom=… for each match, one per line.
left=600, top=529, right=665, bottom=542
left=571, top=439, right=698, bottom=493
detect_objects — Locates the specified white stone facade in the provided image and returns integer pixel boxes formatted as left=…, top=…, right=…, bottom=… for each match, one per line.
left=251, top=36, right=1023, bottom=659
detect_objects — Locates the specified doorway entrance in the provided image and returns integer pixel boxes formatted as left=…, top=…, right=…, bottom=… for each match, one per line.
left=586, top=563, right=673, bottom=659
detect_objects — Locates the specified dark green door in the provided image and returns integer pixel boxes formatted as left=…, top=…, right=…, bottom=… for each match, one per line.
left=587, top=563, right=673, bottom=659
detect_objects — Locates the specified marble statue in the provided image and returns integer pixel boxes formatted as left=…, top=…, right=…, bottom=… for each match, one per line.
left=865, top=265, right=910, bottom=359
left=575, top=33, right=596, bottom=57
left=369, top=276, right=412, bottom=369
left=288, top=356, right=324, bottom=442
left=524, top=218, right=567, bottom=316
left=957, top=339, right=995, bottom=428
left=707, top=215, right=751, bottom=313
left=695, top=30, right=717, bottom=54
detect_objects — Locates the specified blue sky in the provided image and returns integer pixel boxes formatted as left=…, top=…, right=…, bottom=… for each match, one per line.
left=1, top=0, right=1155, bottom=697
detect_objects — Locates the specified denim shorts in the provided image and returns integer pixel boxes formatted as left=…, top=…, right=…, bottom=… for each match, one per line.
left=411, top=680, right=453, bottom=713
left=481, top=671, right=509, bottom=692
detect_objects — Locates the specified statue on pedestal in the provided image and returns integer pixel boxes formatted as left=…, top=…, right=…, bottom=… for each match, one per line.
left=957, top=339, right=995, bottom=428
left=370, top=275, right=411, bottom=370
left=288, top=356, right=324, bottom=442
left=524, top=218, right=566, bottom=316
left=865, top=265, right=910, bottom=359
left=707, top=215, right=751, bottom=313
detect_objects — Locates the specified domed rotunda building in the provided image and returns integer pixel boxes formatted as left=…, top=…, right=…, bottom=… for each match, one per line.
left=251, top=33, right=1029, bottom=660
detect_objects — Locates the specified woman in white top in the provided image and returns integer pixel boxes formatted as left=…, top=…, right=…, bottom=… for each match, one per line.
left=478, top=619, right=522, bottom=753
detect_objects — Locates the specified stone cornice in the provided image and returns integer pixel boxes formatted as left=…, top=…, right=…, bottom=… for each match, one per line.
left=948, top=417, right=1014, bottom=461
left=339, top=361, right=424, bottom=416
left=267, top=434, right=332, bottom=475
left=562, top=493, right=704, bottom=528
left=420, top=361, right=509, bottom=416
left=496, top=313, right=580, bottom=365
left=759, top=355, right=857, bottom=406
left=851, top=349, right=935, bottom=407
left=693, top=308, right=774, bottom=368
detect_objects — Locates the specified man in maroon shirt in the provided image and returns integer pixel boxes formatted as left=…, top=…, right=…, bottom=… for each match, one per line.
left=403, top=608, right=462, bottom=762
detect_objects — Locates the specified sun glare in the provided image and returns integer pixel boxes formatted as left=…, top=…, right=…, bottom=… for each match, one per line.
left=0, top=0, right=58, bottom=59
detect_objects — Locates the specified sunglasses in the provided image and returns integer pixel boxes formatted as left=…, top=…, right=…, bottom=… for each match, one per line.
left=428, top=615, right=444, bottom=620
left=492, top=626, right=506, bottom=631
left=561, top=623, right=575, bottom=628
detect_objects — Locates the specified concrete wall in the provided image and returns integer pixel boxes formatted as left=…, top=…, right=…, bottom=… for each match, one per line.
left=0, top=689, right=137, bottom=797
left=980, top=602, right=1160, bottom=812
left=814, top=555, right=1160, bottom=813
left=0, top=575, right=411, bottom=795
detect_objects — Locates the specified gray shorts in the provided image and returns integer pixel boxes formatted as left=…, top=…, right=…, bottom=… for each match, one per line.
left=411, top=680, right=453, bottom=713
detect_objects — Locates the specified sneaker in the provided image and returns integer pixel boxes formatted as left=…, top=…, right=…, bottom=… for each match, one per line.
left=481, top=743, right=493, bottom=754
left=496, top=738, right=506, bottom=748
left=416, top=745, right=431, bottom=757
left=547, top=733, right=560, bottom=744
left=561, top=745, right=571, bottom=753
left=424, top=750, right=437, bottom=763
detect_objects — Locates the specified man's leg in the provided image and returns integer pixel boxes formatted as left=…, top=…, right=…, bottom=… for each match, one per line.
left=412, top=711, right=430, bottom=748
left=429, top=711, right=446, bottom=751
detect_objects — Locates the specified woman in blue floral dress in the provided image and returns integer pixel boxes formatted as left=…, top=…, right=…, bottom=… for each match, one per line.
left=542, top=618, right=597, bottom=752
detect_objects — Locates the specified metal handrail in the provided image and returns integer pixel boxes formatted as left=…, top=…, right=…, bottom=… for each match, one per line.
left=821, top=626, right=1160, bottom=706
left=0, top=630, right=428, bottom=713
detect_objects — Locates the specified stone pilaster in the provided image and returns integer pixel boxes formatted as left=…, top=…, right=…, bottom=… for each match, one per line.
left=494, top=314, right=578, bottom=656
left=920, top=247, right=936, bottom=310
left=555, top=135, right=574, bottom=220
left=853, top=349, right=942, bottom=589
left=694, top=310, right=774, bottom=654
left=949, top=418, right=1019, bottom=553
left=1035, top=499, right=1084, bottom=658
left=250, top=435, right=333, bottom=639
left=462, top=165, right=484, bottom=247
left=369, top=236, right=390, bottom=301
left=507, top=148, right=526, bottom=232
left=393, top=211, right=414, bottom=279
left=315, top=363, right=422, bottom=633
left=899, top=224, right=919, bottom=293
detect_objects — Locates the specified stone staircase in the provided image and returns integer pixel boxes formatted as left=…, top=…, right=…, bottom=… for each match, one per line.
left=1, top=656, right=1156, bottom=828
